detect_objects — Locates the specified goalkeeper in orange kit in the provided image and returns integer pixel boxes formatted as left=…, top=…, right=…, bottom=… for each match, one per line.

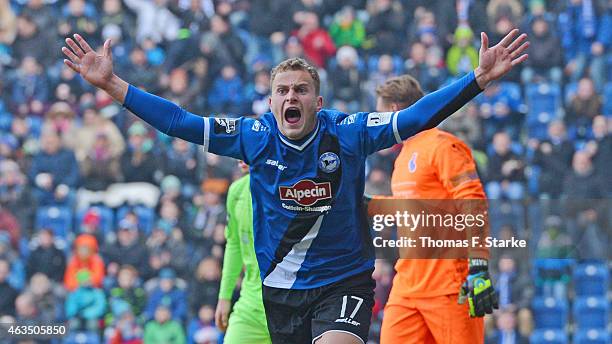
left=375, top=74, right=498, bottom=344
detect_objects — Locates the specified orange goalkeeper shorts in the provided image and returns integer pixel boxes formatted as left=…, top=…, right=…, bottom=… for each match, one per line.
left=380, top=293, right=484, bottom=344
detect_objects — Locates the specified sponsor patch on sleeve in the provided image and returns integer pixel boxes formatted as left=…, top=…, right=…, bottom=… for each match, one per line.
left=366, top=112, right=393, bottom=127
left=214, top=118, right=240, bottom=135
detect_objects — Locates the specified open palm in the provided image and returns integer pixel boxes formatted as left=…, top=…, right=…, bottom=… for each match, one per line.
left=476, top=29, right=529, bottom=87
left=62, top=34, right=114, bottom=90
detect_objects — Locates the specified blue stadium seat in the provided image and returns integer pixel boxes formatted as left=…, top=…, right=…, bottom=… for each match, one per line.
left=532, top=297, right=569, bottom=329
left=116, top=205, right=155, bottom=234
left=35, top=206, right=73, bottom=238
left=529, top=329, right=568, bottom=344
left=573, top=262, right=609, bottom=297
left=75, top=206, right=115, bottom=236
left=525, top=83, right=561, bottom=139
left=574, top=328, right=611, bottom=344
left=573, top=296, right=609, bottom=329
left=603, top=82, right=612, bottom=116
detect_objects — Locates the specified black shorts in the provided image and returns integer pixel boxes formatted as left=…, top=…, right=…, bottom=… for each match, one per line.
left=262, top=269, right=375, bottom=344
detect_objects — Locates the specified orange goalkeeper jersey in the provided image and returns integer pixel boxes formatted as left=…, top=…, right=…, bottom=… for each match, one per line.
left=390, top=128, right=488, bottom=297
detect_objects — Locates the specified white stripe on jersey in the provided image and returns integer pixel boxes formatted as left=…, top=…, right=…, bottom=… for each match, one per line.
left=392, top=111, right=401, bottom=144
left=202, top=117, right=210, bottom=152
left=263, top=215, right=324, bottom=288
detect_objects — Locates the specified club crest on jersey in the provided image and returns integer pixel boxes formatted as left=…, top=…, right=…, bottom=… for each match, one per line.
left=318, top=152, right=340, bottom=173
left=279, top=180, right=332, bottom=206
left=214, top=118, right=238, bottom=135
left=409, top=152, right=418, bottom=173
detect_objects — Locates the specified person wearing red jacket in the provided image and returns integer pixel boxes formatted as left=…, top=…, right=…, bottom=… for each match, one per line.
left=64, top=233, right=105, bottom=291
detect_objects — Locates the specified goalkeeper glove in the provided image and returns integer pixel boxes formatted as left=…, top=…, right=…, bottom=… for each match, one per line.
left=458, top=258, right=498, bottom=317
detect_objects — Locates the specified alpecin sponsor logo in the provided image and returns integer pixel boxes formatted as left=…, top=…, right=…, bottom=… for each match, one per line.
left=279, top=180, right=332, bottom=206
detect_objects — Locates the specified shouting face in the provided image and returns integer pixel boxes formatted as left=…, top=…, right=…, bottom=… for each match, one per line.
left=269, top=70, right=322, bottom=140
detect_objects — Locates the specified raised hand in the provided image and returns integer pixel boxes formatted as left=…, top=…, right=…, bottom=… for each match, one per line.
left=62, top=34, right=128, bottom=103
left=474, top=29, right=529, bottom=89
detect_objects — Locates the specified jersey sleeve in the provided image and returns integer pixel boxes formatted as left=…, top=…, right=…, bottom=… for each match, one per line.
left=204, top=117, right=265, bottom=163
left=123, top=85, right=266, bottom=164
left=433, top=137, right=489, bottom=260
left=433, top=137, right=486, bottom=199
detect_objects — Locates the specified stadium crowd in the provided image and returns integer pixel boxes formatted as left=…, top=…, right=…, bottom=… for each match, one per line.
left=0, top=0, right=610, bottom=343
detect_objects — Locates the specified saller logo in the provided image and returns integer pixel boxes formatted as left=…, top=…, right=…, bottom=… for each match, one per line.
left=279, top=180, right=332, bottom=206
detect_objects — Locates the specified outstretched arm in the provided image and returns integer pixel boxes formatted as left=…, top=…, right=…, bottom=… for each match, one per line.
left=395, top=29, right=529, bottom=139
left=62, top=34, right=204, bottom=144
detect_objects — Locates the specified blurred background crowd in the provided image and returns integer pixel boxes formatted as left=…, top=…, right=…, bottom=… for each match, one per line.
left=0, top=0, right=611, bottom=343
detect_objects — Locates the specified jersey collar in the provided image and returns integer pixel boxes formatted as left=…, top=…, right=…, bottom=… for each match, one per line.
left=278, top=120, right=320, bottom=152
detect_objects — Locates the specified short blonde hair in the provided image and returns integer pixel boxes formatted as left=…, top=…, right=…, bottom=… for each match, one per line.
left=376, top=75, right=424, bottom=109
left=270, top=58, right=320, bottom=95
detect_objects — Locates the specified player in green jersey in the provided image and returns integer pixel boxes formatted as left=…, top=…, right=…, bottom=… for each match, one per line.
left=215, top=161, right=271, bottom=344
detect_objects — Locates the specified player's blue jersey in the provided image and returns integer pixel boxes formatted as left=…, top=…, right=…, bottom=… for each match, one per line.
left=203, top=110, right=402, bottom=289
left=122, top=70, right=482, bottom=290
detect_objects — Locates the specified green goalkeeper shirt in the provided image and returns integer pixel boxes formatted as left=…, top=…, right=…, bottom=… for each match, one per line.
left=219, top=174, right=266, bottom=318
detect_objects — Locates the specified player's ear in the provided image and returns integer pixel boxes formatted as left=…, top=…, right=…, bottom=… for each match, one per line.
left=268, top=96, right=272, bottom=107
left=391, top=103, right=401, bottom=112
left=316, top=96, right=323, bottom=112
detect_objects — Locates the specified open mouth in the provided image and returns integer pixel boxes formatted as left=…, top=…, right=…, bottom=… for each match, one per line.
left=284, top=107, right=301, bottom=125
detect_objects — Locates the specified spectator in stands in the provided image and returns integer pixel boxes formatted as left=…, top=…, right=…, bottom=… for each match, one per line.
left=532, top=121, right=574, bottom=198
left=446, top=26, right=479, bottom=77
left=25, top=273, right=64, bottom=323
left=0, top=206, right=20, bottom=250
left=104, top=299, right=143, bottom=344
left=120, top=122, right=159, bottom=184
left=208, top=64, right=245, bottom=115
left=124, top=0, right=179, bottom=45
left=104, top=219, right=149, bottom=279
left=487, top=0, right=523, bottom=29
left=329, top=6, right=365, bottom=49
left=439, top=102, right=483, bottom=150
left=42, top=101, right=80, bottom=147
left=365, top=55, right=397, bottom=108
left=29, top=129, right=79, bottom=206
left=0, top=259, right=18, bottom=316
left=10, top=56, right=49, bottom=107
left=521, top=16, right=562, bottom=84
left=407, top=8, right=439, bottom=49
left=477, top=81, right=524, bottom=141
left=186, top=188, right=226, bottom=250
left=145, top=268, right=187, bottom=322
left=487, top=309, right=529, bottom=344
left=245, top=70, right=271, bottom=116
left=0, top=0, right=16, bottom=68
left=495, top=255, right=532, bottom=311
left=0, top=231, right=25, bottom=289
left=106, top=265, right=147, bottom=326
left=563, top=150, right=606, bottom=199
left=559, top=0, right=610, bottom=90
left=143, top=304, right=186, bottom=344
left=0, top=161, right=31, bottom=229
left=486, top=132, right=526, bottom=200
left=100, top=0, right=135, bottom=43
left=566, top=77, right=602, bottom=139
left=435, top=0, right=488, bottom=49
left=187, top=305, right=220, bottom=344
left=15, top=292, right=48, bottom=327
left=64, top=233, right=105, bottom=291
left=80, top=132, right=122, bottom=191
left=329, top=46, right=364, bottom=114
left=188, top=258, right=220, bottom=314
left=57, top=0, right=99, bottom=47
left=585, top=115, right=611, bottom=191
left=26, top=229, right=66, bottom=282
left=73, top=106, right=125, bottom=166
left=292, top=11, right=336, bottom=68
left=11, top=15, right=49, bottom=65
left=366, top=0, right=405, bottom=55
left=65, top=269, right=107, bottom=331
left=162, top=68, right=202, bottom=111
left=405, top=42, right=447, bottom=93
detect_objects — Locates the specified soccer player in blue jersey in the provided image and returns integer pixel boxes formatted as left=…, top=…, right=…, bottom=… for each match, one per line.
left=62, top=30, right=528, bottom=344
